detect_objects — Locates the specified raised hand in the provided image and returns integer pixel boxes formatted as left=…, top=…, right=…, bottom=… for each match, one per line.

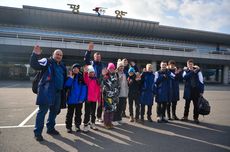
left=69, top=70, right=73, bottom=78
left=88, top=42, right=94, bottom=51
left=102, top=68, right=108, bottom=75
left=83, top=65, right=88, bottom=73
left=33, top=45, right=42, bottom=55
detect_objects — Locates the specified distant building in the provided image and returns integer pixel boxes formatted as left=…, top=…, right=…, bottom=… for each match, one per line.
left=0, top=5, right=229, bottom=84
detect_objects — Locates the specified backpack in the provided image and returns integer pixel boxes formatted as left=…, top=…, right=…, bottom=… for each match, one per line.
left=198, top=96, right=211, bottom=115
left=32, top=59, right=52, bottom=94
left=32, top=71, right=43, bottom=94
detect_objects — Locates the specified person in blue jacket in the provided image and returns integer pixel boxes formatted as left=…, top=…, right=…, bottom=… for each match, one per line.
left=65, top=63, right=87, bottom=133
left=181, top=59, right=204, bottom=124
left=30, top=45, right=67, bottom=142
left=140, top=64, right=155, bottom=123
left=84, top=42, right=105, bottom=123
left=166, top=60, right=182, bottom=120
left=155, top=61, right=174, bottom=123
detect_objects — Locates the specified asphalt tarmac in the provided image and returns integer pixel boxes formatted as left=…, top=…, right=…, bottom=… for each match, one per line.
left=0, top=81, right=229, bottom=152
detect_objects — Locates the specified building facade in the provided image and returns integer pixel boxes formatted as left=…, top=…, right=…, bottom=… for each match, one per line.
left=0, top=5, right=230, bottom=84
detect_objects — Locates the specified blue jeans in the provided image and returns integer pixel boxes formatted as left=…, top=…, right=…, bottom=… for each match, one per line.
left=34, top=91, right=61, bottom=136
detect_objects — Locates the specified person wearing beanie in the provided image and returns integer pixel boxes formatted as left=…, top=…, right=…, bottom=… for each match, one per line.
left=65, top=63, right=87, bottom=133
left=113, top=59, right=128, bottom=125
left=102, top=62, right=120, bottom=129
left=84, top=42, right=105, bottom=124
left=83, top=65, right=101, bottom=132
left=127, top=67, right=141, bottom=122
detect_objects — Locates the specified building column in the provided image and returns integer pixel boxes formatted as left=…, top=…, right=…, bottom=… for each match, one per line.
left=152, top=61, right=157, bottom=72
left=25, top=64, right=30, bottom=76
left=223, top=65, right=229, bottom=85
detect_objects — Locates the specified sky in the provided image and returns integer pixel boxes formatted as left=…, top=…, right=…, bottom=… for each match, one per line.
left=0, top=0, right=230, bottom=34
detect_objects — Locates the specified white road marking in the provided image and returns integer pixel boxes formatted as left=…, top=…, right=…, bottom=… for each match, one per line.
left=18, top=108, right=39, bottom=127
left=0, top=123, right=66, bottom=129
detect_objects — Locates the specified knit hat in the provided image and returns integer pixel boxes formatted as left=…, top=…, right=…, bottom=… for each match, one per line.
left=72, top=63, right=81, bottom=70
left=107, top=63, right=115, bottom=70
left=117, top=59, right=124, bottom=69
left=87, top=65, right=95, bottom=73
left=128, top=67, right=135, bottom=73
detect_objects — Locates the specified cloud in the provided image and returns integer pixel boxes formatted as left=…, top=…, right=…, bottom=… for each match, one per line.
left=0, top=0, right=229, bottom=33
left=95, top=0, right=230, bottom=34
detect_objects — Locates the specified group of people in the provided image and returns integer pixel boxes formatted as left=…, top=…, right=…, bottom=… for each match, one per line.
left=30, top=42, right=204, bottom=142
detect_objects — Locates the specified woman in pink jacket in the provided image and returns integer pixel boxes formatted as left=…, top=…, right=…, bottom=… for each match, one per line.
left=83, top=65, right=101, bottom=132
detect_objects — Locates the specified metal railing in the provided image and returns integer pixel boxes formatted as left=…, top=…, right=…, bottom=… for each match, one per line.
left=0, top=26, right=229, bottom=56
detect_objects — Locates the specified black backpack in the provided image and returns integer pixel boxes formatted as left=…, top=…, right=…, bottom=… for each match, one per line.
left=32, top=71, right=43, bottom=94
left=198, top=96, right=211, bottom=115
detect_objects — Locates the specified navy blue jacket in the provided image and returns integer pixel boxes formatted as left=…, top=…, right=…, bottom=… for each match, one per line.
left=65, top=74, right=87, bottom=104
left=84, top=50, right=104, bottom=82
left=30, top=53, right=67, bottom=107
left=183, top=69, right=204, bottom=100
left=140, top=72, right=155, bottom=105
left=155, top=70, right=174, bottom=103
left=168, top=69, right=181, bottom=102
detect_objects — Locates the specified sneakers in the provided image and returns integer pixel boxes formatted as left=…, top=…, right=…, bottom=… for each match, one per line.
left=67, top=128, right=72, bottom=133
left=75, top=126, right=81, bottom=132
left=83, top=125, right=90, bottom=133
left=129, top=116, right=134, bottom=122
left=181, top=116, right=188, bottom=121
left=96, top=118, right=103, bottom=123
left=90, top=123, right=98, bottom=130
left=157, top=117, right=162, bottom=123
left=162, top=117, right=169, bottom=123
left=112, top=121, right=120, bottom=126
left=47, top=129, right=60, bottom=135
left=34, top=135, right=44, bottom=142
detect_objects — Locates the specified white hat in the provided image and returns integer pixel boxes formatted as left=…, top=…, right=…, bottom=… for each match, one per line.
left=88, top=65, right=95, bottom=73
left=117, top=59, right=124, bottom=69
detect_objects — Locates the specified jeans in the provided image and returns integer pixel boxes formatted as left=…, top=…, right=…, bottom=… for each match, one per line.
left=34, top=91, right=61, bottom=136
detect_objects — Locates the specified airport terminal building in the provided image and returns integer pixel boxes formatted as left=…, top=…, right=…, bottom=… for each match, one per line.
left=0, top=5, right=230, bottom=84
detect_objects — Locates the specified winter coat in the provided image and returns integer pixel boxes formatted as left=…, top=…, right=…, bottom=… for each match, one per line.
left=65, top=74, right=87, bottom=104
left=127, top=74, right=141, bottom=97
left=118, top=71, right=129, bottom=97
left=183, top=69, right=204, bottom=100
left=155, top=70, right=174, bottom=103
left=84, top=72, right=101, bottom=102
left=30, top=52, right=67, bottom=107
left=84, top=50, right=105, bottom=84
left=168, top=69, right=181, bottom=102
left=140, top=72, right=155, bottom=105
left=102, top=73, right=120, bottom=112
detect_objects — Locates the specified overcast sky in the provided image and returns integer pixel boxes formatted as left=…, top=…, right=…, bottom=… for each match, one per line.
left=0, top=0, right=229, bottom=34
